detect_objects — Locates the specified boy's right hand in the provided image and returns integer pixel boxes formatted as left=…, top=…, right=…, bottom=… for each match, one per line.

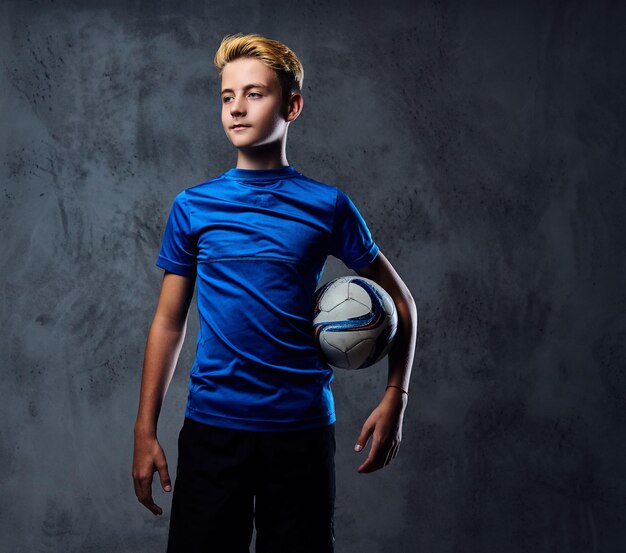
left=132, top=435, right=172, bottom=515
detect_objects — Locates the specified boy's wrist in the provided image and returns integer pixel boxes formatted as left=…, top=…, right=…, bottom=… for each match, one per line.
left=134, top=420, right=158, bottom=439
left=385, top=384, right=409, bottom=397
left=383, top=385, right=409, bottom=406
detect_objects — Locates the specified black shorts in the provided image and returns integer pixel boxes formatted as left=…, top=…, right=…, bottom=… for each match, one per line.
left=167, top=417, right=336, bottom=553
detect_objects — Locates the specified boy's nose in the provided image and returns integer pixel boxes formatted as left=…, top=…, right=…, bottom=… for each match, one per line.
left=230, top=98, right=246, bottom=116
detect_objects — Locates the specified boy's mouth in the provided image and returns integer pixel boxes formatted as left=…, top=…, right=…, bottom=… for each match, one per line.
left=232, top=124, right=250, bottom=130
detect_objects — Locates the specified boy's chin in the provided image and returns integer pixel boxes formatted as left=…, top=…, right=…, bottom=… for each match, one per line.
left=232, top=140, right=281, bottom=152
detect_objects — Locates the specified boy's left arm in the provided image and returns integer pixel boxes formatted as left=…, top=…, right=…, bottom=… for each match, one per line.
left=353, top=250, right=418, bottom=473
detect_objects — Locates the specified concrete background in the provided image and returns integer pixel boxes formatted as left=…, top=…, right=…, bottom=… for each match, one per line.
left=2, top=0, right=625, bottom=551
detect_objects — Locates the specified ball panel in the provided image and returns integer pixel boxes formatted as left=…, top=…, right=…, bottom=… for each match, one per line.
left=321, top=297, right=371, bottom=322
left=381, top=292, right=396, bottom=317
left=344, top=338, right=377, bottom=370
left=319, top=335, right=350, bottom=369
left=318, top=289, right=346, bottom=312
left=369, top=323, right=398, bottom=365
left=347, top=281, right=373, bottom=308
left=322, top=327, right=380, bottom=352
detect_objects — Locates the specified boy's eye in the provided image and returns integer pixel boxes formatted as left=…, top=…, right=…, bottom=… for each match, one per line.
left=248, top=92, right=261, bottom=98
left=222, top=96, right=233, bottom=103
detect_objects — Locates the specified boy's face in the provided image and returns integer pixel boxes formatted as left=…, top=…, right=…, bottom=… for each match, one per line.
left=220, top=57, right=289, bottom=150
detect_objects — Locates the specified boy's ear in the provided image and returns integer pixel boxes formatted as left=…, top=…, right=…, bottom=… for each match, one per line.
left=284, top=92, right=304, bottom=123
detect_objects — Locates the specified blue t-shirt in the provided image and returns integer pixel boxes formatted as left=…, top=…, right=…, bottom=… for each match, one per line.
left=156, top=165, right=379, bottom=431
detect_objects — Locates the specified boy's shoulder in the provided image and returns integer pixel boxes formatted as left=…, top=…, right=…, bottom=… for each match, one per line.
left=181, top=172, right=230, bottom=193
left=293, top=170, right=339, bottom=191
left=166, top=173, right=229, bottom=207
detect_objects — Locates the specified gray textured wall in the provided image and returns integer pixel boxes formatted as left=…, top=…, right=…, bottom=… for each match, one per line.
left=2, top=0, right=625, bottom=551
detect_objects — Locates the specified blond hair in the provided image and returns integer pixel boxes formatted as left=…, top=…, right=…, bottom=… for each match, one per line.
left=214, top=33, right=304, bottom=100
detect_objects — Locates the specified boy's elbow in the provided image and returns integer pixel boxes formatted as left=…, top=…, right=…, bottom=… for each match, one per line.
left=152, top=311, right=189, bottom=334
left=399, top=286, right=417, bottom=322
left=407, top=287, right=417, bottom=312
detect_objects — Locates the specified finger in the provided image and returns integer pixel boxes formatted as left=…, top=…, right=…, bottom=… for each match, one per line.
left=141, top=495, right=163, bottom=516
left=357, top=437, right=386, bottom=473
left=156, top=456, right=172, bottom=492
left=383, top=443, right=396, bottom=466
left=392, top=441, right=401, bottom=459
left=354, top=422, right=374, bottom=453
left=386, top=441, right=401, bottom=465
left=133, top=472, right=163, bottom=516
left=388, top=443, right=398, bottom=463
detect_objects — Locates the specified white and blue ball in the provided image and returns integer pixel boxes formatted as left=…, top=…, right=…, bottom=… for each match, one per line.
left=313, top=276, right=397, bottom=370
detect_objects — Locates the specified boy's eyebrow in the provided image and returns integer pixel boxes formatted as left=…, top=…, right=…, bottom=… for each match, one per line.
left=221, top=83, right=269, bottom=95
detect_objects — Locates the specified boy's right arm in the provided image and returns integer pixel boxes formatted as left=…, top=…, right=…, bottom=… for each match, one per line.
left=132, top=271, right=195, bottom=516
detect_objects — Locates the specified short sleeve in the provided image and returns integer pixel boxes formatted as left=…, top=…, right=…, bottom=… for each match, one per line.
left=156, top=191, right=197, bottom=276
left=330, top=188, right=379, bottom=270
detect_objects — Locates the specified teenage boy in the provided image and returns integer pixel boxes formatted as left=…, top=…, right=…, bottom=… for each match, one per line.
left=132, top=33, right=417, bottom=553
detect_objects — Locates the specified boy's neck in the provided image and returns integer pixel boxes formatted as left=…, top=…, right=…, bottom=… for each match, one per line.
left=235, top=140, right=290, bottom=170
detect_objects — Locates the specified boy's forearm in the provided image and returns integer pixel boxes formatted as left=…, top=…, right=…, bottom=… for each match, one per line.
left=134, top=318, right=188, bottom=437
left=386, top=289, right=417, bottom=393
left=355, top=251, right=418, bottom=395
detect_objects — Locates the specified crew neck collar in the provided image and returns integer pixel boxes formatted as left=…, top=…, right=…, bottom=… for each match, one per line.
left=224, top=165, right=299, bottom=184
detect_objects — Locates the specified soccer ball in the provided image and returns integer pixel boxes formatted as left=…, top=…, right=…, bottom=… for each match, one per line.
left=312, top=276, right=397, bottom=370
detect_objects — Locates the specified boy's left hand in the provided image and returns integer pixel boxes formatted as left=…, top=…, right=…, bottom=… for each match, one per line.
left=354, top=387, right=408, bottom=473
